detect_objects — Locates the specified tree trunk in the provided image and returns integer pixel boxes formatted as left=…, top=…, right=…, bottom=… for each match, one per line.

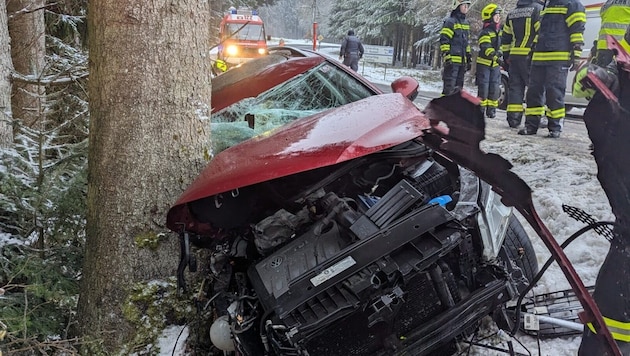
left=0, top=0, right=13, bottom=147
left=77, top=0, right=212, bottom=352
left=7, top=0, right=45, bottom=128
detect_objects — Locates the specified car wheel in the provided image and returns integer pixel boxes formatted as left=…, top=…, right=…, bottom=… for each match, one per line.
left=498, top=75, right=509, bottom=110
left=502, top=213, right=539, bottom=282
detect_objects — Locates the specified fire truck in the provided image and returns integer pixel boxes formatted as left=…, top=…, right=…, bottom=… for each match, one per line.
left=218, top=7, right=268, bottom=69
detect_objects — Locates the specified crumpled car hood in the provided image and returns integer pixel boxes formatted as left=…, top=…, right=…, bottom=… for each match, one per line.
left=166, top=93, right=429, bottom=232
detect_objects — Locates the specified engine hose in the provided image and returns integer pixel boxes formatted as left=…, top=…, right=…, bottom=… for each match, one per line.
left=259, top=309, right=273, bottom=353
left=509, top=221, right=615, bottom=337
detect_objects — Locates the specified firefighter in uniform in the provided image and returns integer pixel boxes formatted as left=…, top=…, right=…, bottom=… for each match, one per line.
left=440, top=0, right=472, bottom=96
left=477, top=4, right=503, bottom=118
left=594, top=0, right=630, bottom=66
left=500, top=0, right=543, bottom=128
left=518, top=0, right=586, bottom=138
left=575, top=26, right=630, bottom=355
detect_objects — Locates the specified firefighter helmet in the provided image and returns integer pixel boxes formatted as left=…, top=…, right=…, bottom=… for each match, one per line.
left=482, top=4, right=501, bottom=21
left=452, top=0, right=472, bottom=11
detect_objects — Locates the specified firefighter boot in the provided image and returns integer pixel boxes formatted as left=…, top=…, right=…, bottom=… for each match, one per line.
left=486, top=107, right=496, bottom=118
left=518, top=116, right=540, bottom=135
left=547, top=118, right=563, bottom=138
left=506, top=113, right=522, bottom=128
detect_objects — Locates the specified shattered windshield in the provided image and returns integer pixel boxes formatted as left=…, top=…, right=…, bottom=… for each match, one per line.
left=211, top=62, right=375, bottom=154
left=228, top=23, right=265, bottom=41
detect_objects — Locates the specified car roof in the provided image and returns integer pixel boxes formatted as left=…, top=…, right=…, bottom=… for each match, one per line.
left=211, top=47, right=382, bottom=113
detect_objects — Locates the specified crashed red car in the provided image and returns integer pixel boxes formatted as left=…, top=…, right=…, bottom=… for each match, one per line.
left=167, top=48, right=618, bottom=355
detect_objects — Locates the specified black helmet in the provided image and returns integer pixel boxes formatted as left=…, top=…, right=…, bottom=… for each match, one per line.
left=348, top=30, right=355, bottom=36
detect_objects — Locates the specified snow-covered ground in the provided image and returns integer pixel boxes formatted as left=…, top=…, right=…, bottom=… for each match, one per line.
left=157, top=39, right=612, bottom=355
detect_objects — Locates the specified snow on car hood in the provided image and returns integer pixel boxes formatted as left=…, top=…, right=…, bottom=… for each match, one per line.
left=167, top=93, right=429, bottom=232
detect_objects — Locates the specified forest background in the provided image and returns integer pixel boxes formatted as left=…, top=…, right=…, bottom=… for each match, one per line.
left=0, top=0, right=518, bottom=354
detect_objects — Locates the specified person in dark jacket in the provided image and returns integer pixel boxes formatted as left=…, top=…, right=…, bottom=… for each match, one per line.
left=500, top=0, right=543, bottom=128
left=440, top=0, right=472, bottom=96
left=476, top=3, right=503, bottom=118
left=339, top=30, right=364, bottom=71
left=518, top=0, right=586, bottom=138
left=576, top=26, right=630, bottom=355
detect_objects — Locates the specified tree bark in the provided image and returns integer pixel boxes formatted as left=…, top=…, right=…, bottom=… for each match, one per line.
left=0, top=0, right=13, bottom=147
left=7, top=0, right=45, bottom=128
left=78, top=0, right=212, bottom=352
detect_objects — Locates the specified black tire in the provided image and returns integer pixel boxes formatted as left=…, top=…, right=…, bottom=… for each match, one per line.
left=498, top=75, right=509, bottom=110
left=502, top=213, right=538, bottom=282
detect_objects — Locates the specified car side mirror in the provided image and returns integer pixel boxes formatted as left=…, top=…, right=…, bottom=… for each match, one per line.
left=391, top=76, right=419, bottom=101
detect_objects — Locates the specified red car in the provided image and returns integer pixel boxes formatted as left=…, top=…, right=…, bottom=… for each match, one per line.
left=166, top=47, right=618, bottom=356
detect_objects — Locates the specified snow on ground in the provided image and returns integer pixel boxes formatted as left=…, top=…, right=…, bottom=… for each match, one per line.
left=158, top=39, right=612, bottom=355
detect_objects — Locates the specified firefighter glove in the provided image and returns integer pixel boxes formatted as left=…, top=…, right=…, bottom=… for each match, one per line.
left=496, top=56, right=505, bottom=67
left=569, top=58, right=581, bottom=71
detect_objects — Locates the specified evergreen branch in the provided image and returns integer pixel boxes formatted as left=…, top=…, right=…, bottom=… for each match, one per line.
left=12, top=71, right=88, bottom=87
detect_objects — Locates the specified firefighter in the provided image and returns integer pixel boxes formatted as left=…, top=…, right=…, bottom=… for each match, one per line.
left=339, top=30, right=364, bottom=72
left=576, top=26, right=630, bottom=355
left=594, top=0, right=630, bottom=66
left=500, top=0, right=543, bottom=128
left=518, top=0, right=586, bottom=138
left=477, top=4, right=503, bottom=118
left=440, top=0, right=472, bottom=96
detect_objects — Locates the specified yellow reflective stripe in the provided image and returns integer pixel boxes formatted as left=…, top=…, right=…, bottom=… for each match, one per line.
left=503, top=23, right=513, bottom=35
left=480, top=37, right=492, bottom=44
left=441, top=28, right=454, bottom=37
left=520, top=18, right=532, bottom=48
left=484, top=48, right=494, bottom=56
left=532, top=51, right=571, bottom=61
left=507, top=104, right=524, bottom=113
left=477, top=57, right=498, bottom=66
left=441, top=44, right=451, bottom=51
left=534, top=20, right=540, bottom=32
left=525, top=106, right=545, bottom=115
left=466, top=45, right=471, bottom=53
left=480, top=99, right=488, bottom=106
left=511, top=47, right=532, bottom=55
left=451, top=56, right=464, bottom=63
left=567, top=12, right=586, bottom=27
left=586, top=317, right=630, bottom=343
left=573, top=49, right=582, bottom=58
left=501, top=44, right=511, bottom=52
left=570, top=33, right=585, bottom=43
left=486, top=99, right=498, bottom=107
left=543, top=7, right=568, bottom=14
left=621, top=38, right=630, bottom=54
left=453, top=23, right=470, bottom=30
left=546, top=107, right=565, bottom=119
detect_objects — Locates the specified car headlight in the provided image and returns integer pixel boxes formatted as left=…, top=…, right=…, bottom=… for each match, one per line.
left=258, top=48, right=266, bottom=55
left=226, top=45, right=238, bottom=56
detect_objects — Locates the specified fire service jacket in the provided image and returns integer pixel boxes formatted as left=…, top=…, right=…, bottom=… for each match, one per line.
left=501, top=0, right=543, bottom=59
left=440, top=11, right=472, bottom=65
left=531, top=0, right=586, bottom=65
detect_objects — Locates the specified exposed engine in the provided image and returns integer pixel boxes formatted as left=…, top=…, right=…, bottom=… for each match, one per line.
left=179, top=140, right=532, bottom=355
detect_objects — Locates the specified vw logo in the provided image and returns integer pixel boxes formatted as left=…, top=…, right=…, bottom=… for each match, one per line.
left=270, top=256, right=283, bottom=268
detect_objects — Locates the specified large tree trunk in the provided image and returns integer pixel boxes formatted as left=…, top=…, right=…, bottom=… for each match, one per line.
left=7, top=0, right=45, bottom=128
left=77, top=0, right=212, bottom=352
left=0, top=0, right=13, bottom=147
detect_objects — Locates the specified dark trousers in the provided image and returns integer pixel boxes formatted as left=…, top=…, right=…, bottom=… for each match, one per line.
left=442, top=63, right=466, bottom=96
left=343, top=53, right=360, bottom=71
left=476, top=64, right=501, bottom=116
left=578, top=74, right=630, bottom=355
left=524, top=64, right=568, bottom=133
left=506, top=58, right=530, bottom=126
